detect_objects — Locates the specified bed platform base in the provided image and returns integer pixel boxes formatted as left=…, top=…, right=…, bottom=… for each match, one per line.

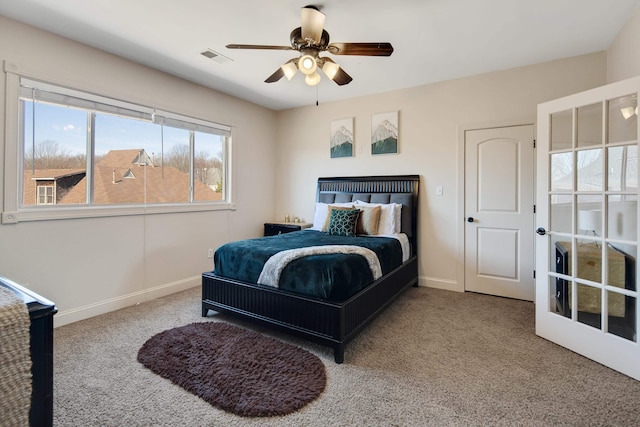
left=202, top=256, right=417, bottom=363
left=202, top=174, right=419, bottom=363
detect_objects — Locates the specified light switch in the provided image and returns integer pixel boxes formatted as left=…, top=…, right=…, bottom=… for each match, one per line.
left=436, top=186, right=443, bottom=196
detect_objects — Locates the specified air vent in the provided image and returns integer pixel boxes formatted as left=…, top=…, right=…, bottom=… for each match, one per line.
left=200, top=49, right=232, bottom=64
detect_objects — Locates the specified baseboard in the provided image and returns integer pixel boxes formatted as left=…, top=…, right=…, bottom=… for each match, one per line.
left=418, top=275, right=462, bottom=292
left=54, top=276, right=201, bottom=328
left=56, top=274, right=461, bottom=327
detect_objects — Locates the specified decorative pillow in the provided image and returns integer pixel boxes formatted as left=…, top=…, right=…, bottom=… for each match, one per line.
left=328, top=209, right=361, bottom=237
left=354, top=201, right=402, bottom=234
left=356, top=205, right=381, bottom=235
left=311, top=202, right=354, bottom=230
left=322, top=204, right=354, bottom=231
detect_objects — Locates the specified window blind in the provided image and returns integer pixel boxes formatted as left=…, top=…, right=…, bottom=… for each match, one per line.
left=20, top=78, right=154, bottom=121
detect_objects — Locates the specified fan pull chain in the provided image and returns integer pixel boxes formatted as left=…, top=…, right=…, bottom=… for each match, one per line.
left=316, top=86, right=319, bottom=106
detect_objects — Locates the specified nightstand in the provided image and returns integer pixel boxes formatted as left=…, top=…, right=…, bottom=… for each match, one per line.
left=264, top=221, right=312, bottom=236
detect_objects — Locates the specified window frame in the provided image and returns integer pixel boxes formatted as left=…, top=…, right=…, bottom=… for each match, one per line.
left=2, top=70, right=236, bottom=224
left=36, top=185, right=55, bottom=205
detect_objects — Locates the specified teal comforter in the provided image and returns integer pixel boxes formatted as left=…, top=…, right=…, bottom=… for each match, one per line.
left=213, top=230, right=403, bottom=301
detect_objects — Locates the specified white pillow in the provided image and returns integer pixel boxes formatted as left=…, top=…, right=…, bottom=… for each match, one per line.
left=392, top=203, right=401, bottom=233
left=354, top=201, right=402, bottom=234
left=310, top=203, right=329, bottom=230
left=310, top=202, right=355, bottom=230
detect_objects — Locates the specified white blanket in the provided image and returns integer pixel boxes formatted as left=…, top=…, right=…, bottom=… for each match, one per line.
left=378, top=233, right=410, bottom=262
left=257, top=245, right=383, bottom=288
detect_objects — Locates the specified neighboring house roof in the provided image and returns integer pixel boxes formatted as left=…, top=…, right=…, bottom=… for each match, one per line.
left=23, top=168, right=86, bottom=205
left=24, top=169, right=86, bottom=180
left=24, top=149, right=221, bottom=205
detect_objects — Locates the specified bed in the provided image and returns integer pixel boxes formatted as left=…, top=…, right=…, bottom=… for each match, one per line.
left=202, top=175, right=419, bottom=363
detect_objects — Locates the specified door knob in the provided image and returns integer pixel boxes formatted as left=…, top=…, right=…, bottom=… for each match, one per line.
left=536, top=227, right=547, bottom=236
left=467, top=217, right=475, bottom=223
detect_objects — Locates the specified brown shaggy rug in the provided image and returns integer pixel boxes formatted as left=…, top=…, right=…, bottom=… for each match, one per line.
left=137, top=322, right=326, bottom=417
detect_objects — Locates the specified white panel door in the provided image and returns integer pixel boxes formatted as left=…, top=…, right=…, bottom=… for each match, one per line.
left=465, top=125, right=535, bottom=300
left=536, top=76, right=640, bottom=380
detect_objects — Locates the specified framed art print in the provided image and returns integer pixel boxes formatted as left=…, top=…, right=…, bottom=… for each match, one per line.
left=371, top=111, right=398, bottom=155
left=330, top=117, right=354, bottom=158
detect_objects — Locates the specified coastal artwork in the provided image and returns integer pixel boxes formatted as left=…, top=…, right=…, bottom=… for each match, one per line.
left=330, top=117, right=354, bottom=158
left=371, top=111, right=398, bottom=155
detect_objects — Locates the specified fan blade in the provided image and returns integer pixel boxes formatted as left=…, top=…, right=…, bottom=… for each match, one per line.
left=320, top=57, right=353, bottom=86
left=226, top=44, right=294, bottom=51
left=331, top=67, right=353, bottom=86
left=301, top=6, right=325, bottom=44
left=265, top=67, right=285, bottom=83
left=265, top=59, right=299, bottom=83
left=328, top=42, right=394, bottom=56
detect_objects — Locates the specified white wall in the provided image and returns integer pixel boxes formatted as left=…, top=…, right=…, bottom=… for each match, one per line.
left=0, top=16, right=277, bottom=326
left=607, top=4, right=640, bottom=82
left=274, top=53, right=607, bottom=291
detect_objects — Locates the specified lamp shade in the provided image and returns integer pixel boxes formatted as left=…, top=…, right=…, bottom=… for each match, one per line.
left=301, top=6, right=325, bottom=44
left=305, top=71, right=321, bottom=86
left=281, top=62, right=298, bottom=80
left=298, top=54, right=317, bottom=75
left=322, top=60, right=340, bottom=80
left=621, top=106, right=636, bottom=120
left=578, top=209, right=602, bottom=234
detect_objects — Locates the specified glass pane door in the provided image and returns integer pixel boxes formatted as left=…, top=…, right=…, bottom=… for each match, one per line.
left=548, top=97, right=637, bottom=341
left=537, top=77, right=640, bottom=380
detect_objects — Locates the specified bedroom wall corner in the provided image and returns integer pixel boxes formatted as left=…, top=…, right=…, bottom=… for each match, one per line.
left=607, top=4, right=640, bottom=83
left=419, top=276, right=460, bottom=292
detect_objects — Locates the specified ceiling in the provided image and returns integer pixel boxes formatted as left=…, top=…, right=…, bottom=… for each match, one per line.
left=0, top=0, right=639, bottom=111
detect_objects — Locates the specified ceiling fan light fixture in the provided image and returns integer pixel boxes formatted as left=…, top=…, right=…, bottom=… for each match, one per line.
left=301, top=6, right=325, bottom=44
left=321, top=60, right=340, bottom=80
left=621, top=106, right=637, bottom=120
left=281, top=61, right=298, bottom=80
left=298, top=54, right=317, bottom=75
left=228, top=5, right=392, bottom=89
left=305, top=71, right=321, bottom=86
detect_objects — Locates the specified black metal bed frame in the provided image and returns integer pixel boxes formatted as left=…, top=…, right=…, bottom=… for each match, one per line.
left=201, top=175, right=419, bottom=363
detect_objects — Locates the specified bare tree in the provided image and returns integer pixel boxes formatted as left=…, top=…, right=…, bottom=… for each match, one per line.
left=25, top=140, right=85, bottom=169
left=163, top=143, right=190, bottom=173
left=195, top=150, right=224, bottom=189
left=163, top=144, right=223, bottom=189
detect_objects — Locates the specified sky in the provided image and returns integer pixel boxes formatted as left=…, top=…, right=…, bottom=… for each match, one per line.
left=23, top=101, right=222, bottom=159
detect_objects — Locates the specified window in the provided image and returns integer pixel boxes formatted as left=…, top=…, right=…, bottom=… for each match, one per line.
left=18, top=78, right=231, bottom=212
left=36, top=185, right=54, bottom=205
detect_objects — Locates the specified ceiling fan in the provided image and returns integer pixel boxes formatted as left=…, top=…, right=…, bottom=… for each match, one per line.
left=226, top=5, right=393, bottom=87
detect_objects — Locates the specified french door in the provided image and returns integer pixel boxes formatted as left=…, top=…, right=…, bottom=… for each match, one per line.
left=536, top=76, right=640, bottom=380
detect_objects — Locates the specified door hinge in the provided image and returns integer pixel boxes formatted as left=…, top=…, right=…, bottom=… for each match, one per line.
left=533, top=139, right=536, bottom=148
left=533, top=204, right=536, bottom=214
left=533, top=270, right=536, bottom=279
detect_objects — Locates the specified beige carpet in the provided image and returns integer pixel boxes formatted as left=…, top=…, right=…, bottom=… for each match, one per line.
left=53, top=286, right=640, bottom=426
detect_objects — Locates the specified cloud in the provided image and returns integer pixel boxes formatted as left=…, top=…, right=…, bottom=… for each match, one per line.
left=63, top=124, right=75, bottom=131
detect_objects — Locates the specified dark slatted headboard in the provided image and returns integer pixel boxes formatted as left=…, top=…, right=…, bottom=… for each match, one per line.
left=316, top=175, right=420, bottom=255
